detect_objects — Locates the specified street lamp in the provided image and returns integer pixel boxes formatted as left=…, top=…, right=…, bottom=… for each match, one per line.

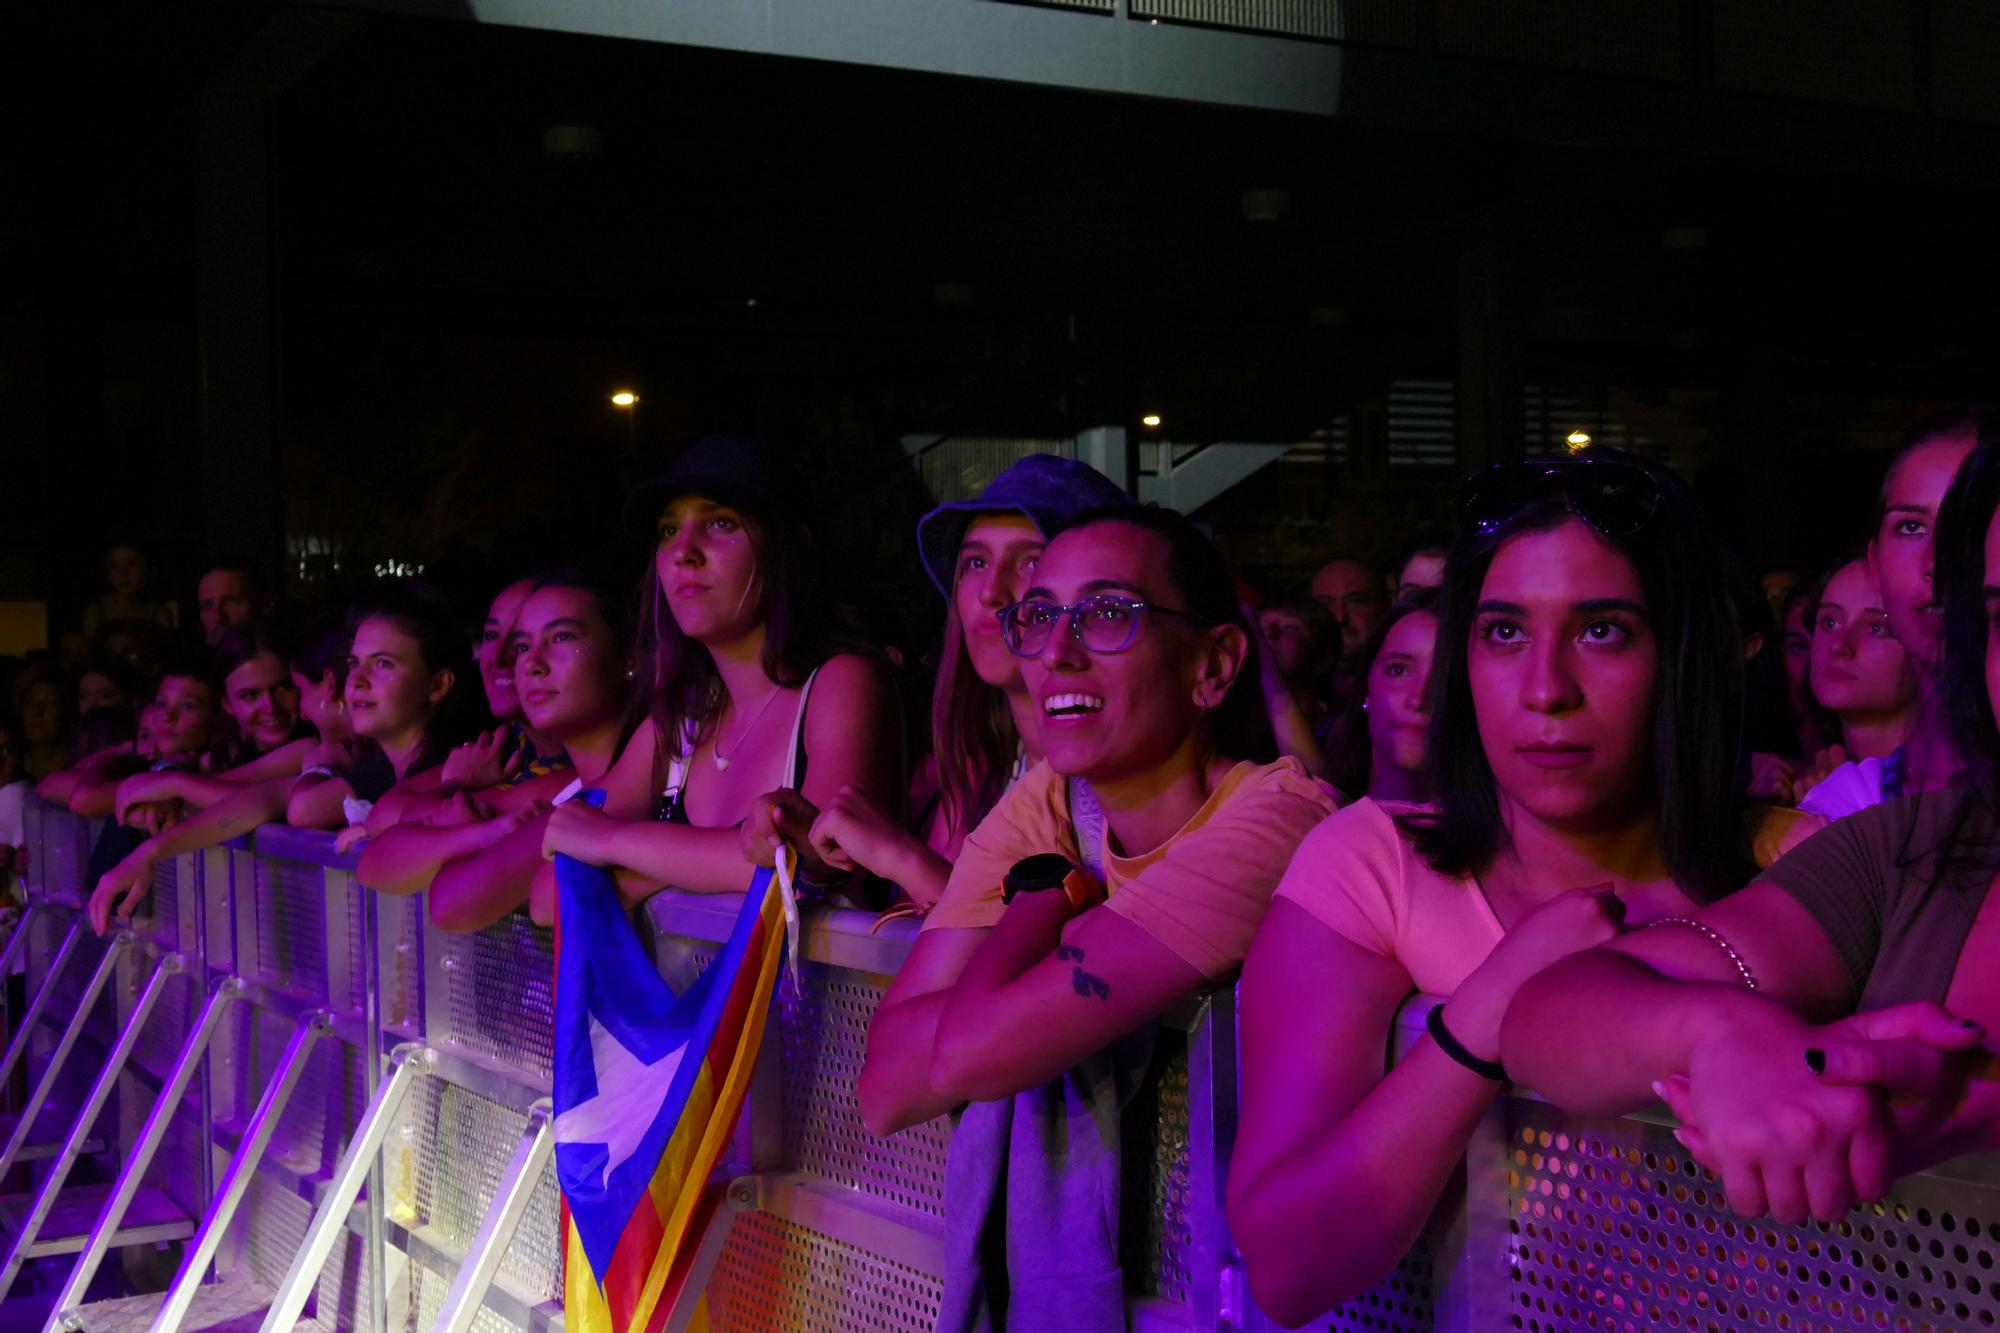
left=611, top=391, right=640, bottom=447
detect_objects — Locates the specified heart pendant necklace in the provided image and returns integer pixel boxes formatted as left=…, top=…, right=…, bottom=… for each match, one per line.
left=711, top=685, right=786, bottom=772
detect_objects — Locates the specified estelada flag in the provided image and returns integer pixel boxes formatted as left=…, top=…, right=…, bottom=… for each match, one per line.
left=552, top=835, right=788, bottom=1333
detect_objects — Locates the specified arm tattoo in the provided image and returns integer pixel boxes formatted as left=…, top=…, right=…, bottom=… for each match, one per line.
left=1055, top=944, right=1110, bottom=1001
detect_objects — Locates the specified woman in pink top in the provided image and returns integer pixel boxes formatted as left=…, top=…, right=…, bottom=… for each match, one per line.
left=1228, top=451, right=1787, bottom=1326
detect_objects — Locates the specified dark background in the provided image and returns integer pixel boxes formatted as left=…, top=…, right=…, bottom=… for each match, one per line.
left=7, top=2, right=2000, bottom=641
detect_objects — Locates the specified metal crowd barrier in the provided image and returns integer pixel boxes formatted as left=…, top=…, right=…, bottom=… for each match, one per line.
left=14, top=794, right=2000, bottom=1333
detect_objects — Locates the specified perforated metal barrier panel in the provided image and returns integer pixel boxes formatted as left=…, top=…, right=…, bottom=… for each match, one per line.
left=1504, top=1101, right=2000, bottom=1333
left=775, top=961, right=949, bottom=1220
left=706, top=1210, right=943, bottom=1333
left=24, top=797, right=2000, bottom=1333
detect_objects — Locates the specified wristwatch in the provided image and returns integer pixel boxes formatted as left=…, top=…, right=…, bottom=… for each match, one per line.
left=1001, top=853, right=1104, bottom=915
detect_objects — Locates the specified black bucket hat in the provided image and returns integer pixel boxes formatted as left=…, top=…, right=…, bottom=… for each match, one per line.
left=621, top=434, right=801, bottom=537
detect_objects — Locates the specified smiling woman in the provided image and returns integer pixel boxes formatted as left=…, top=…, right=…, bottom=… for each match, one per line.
left=285, top=582, right=484, bottom=831
left=857, top=504, right=1333, bottom=1332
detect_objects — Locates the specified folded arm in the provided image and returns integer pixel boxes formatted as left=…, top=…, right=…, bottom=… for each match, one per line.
left=1501, top=882, right=1854, bottom=1114
left=431, top=812, right=551, bottom=931
left=1227, top=901, right=1492, bottom=1324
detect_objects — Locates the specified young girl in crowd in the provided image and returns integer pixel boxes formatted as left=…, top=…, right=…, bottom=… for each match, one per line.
left=799, top=455, right=1128, bottom=910
left=363, top=577, right=566, bottom=831
left=1791, top=556, right=1920, bottom=800
left=58, top=653, right=219, bottom=819
left=87, top=619, right=353, bottom=934
left=530, top=435, right=901, bottom=914
left=1502, top=417, right=2000, bottom=1226
left=1227, top=452, right=1812, bottom=1325
left=1326, top=587, right=1438, bottom=804
left=1858, top=414, right=1979, bottom=794
left=858, top=505, right=1333, bottom=1330
left=287, top=583, right=482, bottom=832
left=363, top=569, right=633, bottom=927
left=109, top=625, right=309, bottom=826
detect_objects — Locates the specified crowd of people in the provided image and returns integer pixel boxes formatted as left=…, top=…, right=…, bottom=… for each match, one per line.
left=10, top=411, right=2000, bottom=1327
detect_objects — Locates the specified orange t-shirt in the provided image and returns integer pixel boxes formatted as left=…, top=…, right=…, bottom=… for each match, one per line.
left=921, top=757, right=1338, bottom=979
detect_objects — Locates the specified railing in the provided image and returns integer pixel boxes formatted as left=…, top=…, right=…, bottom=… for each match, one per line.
left=14, top=795, right=2000, bottom=1333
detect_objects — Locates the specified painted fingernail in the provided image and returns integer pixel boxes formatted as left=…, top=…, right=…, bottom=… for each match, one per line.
left=1805, top=1048, right=1827, bottom=1075
left=1671, top=1128, right=1690, bottom=1148
left=1649, top=1080, right=1666, bottom=1099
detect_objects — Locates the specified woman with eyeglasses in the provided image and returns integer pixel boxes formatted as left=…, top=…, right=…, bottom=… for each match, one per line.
left=788, top=455, right=1128, bottom=912
left=1228, top=450, right=1816, bottom=1324
left=858, top=504, right=1334, bottom=1330
left=1501, top=417, right=2000, bottom=1230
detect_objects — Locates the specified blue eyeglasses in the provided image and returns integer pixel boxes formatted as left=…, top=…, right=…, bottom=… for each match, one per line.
left=996, top=595, right=1204, bottom=657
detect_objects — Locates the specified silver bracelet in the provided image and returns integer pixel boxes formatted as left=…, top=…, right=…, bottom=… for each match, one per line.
left=300, top=764, right=339, bottom=781
left=1647, top=916, right=1759, bottom=990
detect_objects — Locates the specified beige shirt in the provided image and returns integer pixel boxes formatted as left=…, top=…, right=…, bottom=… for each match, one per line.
left=922, top=757, right=1337, bottom=978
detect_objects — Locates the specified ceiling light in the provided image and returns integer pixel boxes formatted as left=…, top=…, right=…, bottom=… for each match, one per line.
left=1142, top=414, right=1162, bottom=429
left=611, top=392, right=638, bottom=408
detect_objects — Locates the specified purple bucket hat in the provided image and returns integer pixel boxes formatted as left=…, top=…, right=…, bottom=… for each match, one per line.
left=915, top=453, right=1133, bottom=595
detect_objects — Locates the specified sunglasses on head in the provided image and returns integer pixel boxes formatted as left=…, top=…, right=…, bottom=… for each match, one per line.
left=1457, top=455, right=1661, bottom=539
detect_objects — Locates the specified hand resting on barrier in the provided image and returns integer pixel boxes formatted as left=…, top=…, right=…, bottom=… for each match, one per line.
left=741, top=788, right=848, bottom=887
left=806, top=783, right=953, bottom=909
left=1650, top=1002, right=1993, bottom=1211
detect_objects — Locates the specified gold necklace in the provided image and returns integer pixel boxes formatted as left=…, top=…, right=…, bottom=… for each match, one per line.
left=711, top=686, right=786, bottom=772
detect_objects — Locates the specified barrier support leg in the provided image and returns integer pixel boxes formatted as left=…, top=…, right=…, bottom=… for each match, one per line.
left=255, top=1043, right=433, bottom=1333
left=146, top=1008, right=332, bottom=1333
left=0, top=920, right=84, bottom=1091
left=428, top=1098, right=552, bottom=1333
left=47, top=976, right=243, bottom=1331
left=0, top=905, right=42, bottom=997
left=0, top=931, right=132, bottom=1180
left=660, top=1181, right=757, bottom=1333
left=0, top=951, right=183, bottom=1301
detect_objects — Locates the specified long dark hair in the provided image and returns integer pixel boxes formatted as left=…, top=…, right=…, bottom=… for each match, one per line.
left=1063, top=505, right=1276, bottom=765
left=1328, top=587, right=1439, bottom=800
left=1937, top=415, right=2000, bottom=804
left=632, top=497, right=870, bottom=781
left=1886, top=413, right=2000, bottom=900
left=1412, top=451, right=1752, bottom=904
left=345, top=581, right=486, bottom=772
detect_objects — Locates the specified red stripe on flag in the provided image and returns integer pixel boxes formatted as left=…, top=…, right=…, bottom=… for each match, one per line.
left=600, top=1178, right=668, bottom=1330
left=645, top=1183, right=726, bottom=1333
left=700, top=902, right=777, bottom=1086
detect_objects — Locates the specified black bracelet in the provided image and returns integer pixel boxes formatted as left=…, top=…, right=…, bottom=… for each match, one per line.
left=1427, top=1003, right=1507, bottom=1083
